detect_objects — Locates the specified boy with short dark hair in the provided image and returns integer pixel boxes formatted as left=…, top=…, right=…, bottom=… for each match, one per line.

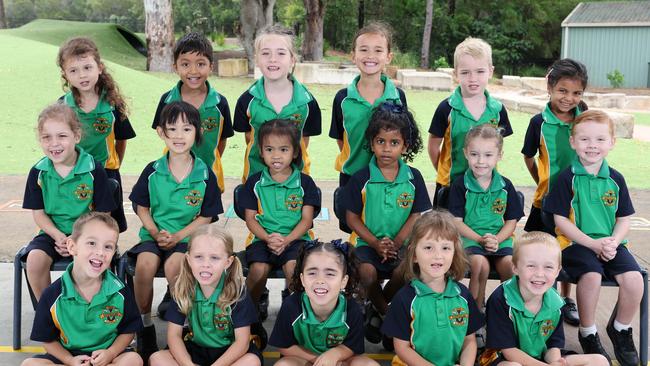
left=545, top=110, right=642, bottom=366
left=151, top=31, right=233, bottom=193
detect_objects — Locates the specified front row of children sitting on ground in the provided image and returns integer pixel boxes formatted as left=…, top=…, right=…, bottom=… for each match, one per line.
left=20, top=104, right=642, bottom=366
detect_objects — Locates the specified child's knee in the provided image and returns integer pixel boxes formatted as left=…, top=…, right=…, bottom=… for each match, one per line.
left=26, top=250, right=52, bottom=269
left=164, top=253, right=184, bottom=274
left=578, top=272, right=601, bottom=285
left=135, top=253, right=160, bottom=274
left=115, top=351, right=143, bottom=366
left=359, top=263, right=378, bottom=283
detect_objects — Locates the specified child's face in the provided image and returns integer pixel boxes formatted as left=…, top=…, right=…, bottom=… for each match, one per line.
left=39, top=118, right=81, bottom=166
left=454, top=54, right=493, bottom=98
left=67, top=220, right=118, bottom=279
left=62, top=53, right=102, bottom=93
left=370, top=127, right=406, bottom=169
left=174, top=51, right=212, bottom=91
left=352, top=33, right=392, bottom=78
left=569, top=120, right=615, bottom=167
left=414, top=231, right=455, bottom=286
left=187, top=235, right=233, bottom=287
left=300, top=251, right=348, bottom=308
left=513, top=243, right=561, bottom=299
left=261, top=133, right=296, bottom=175
left=464, top=137, right=502, bottom=180
left=157, top=116, right=196, bottom=155
left=548, top=77, right=584, bottom=116
left=256, top=35, right=295, bottom=82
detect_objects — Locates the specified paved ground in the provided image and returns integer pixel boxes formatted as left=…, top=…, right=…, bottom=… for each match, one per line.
left=2, top=175, right=650, bottom=365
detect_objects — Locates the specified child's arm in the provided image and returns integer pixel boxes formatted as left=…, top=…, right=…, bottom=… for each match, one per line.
left=611, top=215, right=631, bottom=245
left=501, top=347, right=548, bottom=366
left=244, top=208, right=271, bottom=242
left=428, top=135, right=443, bottom=171
left=165, top=215, right=212, bottom=248
left=90, top=333, right=135, bottom=366
left=458, top=334, right=478, bottom=366
left=42, top=341, right=91, bottom=366
left=213, top=326, right=252, bottom=366
left=32, top=210, right=68, bottom=249
left=135, top=205, right=163, bottom=242
left=115, top=140, right=127, bottom=164
left=524, top=155, right=539, bottom=184
left=394, top=338, right=434, bottom=366
left=393, top=168, right=432, bottom=248
left=347, top=211, right=394, bottom=260
left=393, top=213, right=419, bottom=247
left=495, top=179, right=525, bottom=245
left=554, top=215, right=604, bottom=253
left=495, top=219, right=517, bottom=244
left=167, top=322, right=195, bottom=366
left=282, top=205, right=315, bottom=243
left=312, top=345, right=354, bottom=366
left=277, top=345, right=318, bottom=362
left=544, top=347, right=564, bottom=365
left=218, top=139, right=227, bottom=156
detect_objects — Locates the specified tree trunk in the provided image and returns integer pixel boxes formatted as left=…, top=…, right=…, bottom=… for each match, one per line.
left=239, top=0, right=276, bottom=73
left=447, top=0, right=456, bottom=16
left=420, top=0, right=433, bottom=69
left=144, top=0, right=174, bottom=72
left=358, top=0, right=364, bottom=29
left=0, top=0, right=6, bottom=29
left=302, top=0, right=325, bottom=61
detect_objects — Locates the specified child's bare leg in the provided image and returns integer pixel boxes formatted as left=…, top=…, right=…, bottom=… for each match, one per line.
left=495, top=255, right=514, bottom=281
left=20, top=359, right=56, bottom=366
left=561, top=282, right=572, bottom=297
left=576, top=272, right=601, bottom=326
left=164, top=252, right=185, bottom=294
left=359, top=263, right=386, bottom=314
left=274, top=356, right=310, bottom=365
left=565, top=353, right=609, bottom=366
left=497, top=362, right=521, bottom=366
left=25, top=249, right=53, bottom=301
left=282, top=259, right=297, bottom=286
left=345, top=355, right=381, bottom=365
left=134, top=252, right=161, bottom=313
left=382, top=268, right=405, bottom=303
left=148, top=350, right=178, bottom=366
left=469, top=255, right=489, bottom=306
left=613, top=271, right=643, bottom=324
left=231, top=353, right=262, bottom=366
left=246, top=262, right=271, bottom=304
left=111, top=350, right=144, bottom=366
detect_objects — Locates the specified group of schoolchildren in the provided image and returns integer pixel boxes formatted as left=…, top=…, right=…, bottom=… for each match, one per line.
left=17, top=19, right=642, bottom=366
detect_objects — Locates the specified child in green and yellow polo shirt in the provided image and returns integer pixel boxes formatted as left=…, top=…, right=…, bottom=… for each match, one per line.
left=545, top=110, right=642, bottom=366
left=428, top=37, right=512, bottom=208
left=481, top=231, right=608, bottom=366
left=24, top=212, right=143, bottom=366
left=151, top=32, right=234, bottom=193
left=270, top=240, right=378, bottom=366
left=382, top=211, right=484, bottom=366
left=22, top=104, right=116, bottom=302
left=234, top=25, right=321, bottom=183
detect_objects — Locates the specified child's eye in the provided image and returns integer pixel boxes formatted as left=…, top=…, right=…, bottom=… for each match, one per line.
left=442, top=245, right=452, bottom=251
left=183, top=127, right=193, bottom=132
left=104, top=243, right=114, bottom=251
left=210, top=255, right=219, bottom=261
left=280, top=147, right=289, bottom=152
left=264, top=147, right=272, bottom=152
left=87, top=241, right=95, bottom=246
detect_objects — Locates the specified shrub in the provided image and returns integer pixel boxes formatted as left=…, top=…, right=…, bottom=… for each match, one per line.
left=607, top=69, right=624, bottom=88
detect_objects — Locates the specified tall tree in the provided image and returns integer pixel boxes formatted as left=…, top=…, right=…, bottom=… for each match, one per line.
left=420, top=0, right=433, bottom=68
left=0, top=0, right=6, bottom=29
left=239, top=0, right=276, bottom=73
left=144, top=0, right=174, bottom=72
left=302, top=0, right=325, bottom=61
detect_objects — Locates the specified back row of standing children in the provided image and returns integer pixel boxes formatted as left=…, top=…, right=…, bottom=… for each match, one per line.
left=19, top=20, right=642, bottom=366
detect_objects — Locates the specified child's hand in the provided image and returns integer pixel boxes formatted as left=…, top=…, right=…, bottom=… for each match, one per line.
left=373, top=237, right=397, bottom=263
left=547, top=358, right=568, bottom=366
left=482, top=234, right=498, bottom=252
left=312, top=349, right=340, bottom=366
left=155, top=230, right=175, bottom=249
left=89, top=349, right=114, bottom=366
left=267, top=233, right=284, bottom=254
left=69, top=354, right=92, bottom=366
left=54, top=233, right=70, bottom=256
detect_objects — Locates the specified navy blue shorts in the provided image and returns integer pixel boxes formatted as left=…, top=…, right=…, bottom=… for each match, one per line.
left=106, top=169, right=127, bottom=233
left=355, top=245, right=403, bottom=279
left=339, top=173, right=352, bottom=187
left=32, top=347, right=137, bottom=363
left=128, top=240, right=188, bottom=262
left=246, top=240, right=303, bottom=268
left=183, top=340, right=262, bottom=365
left=562, top=244, right=641, bottom=281
left=21, top=233, right=72, bottom=263
left=465, top=246, right=513, bottom=257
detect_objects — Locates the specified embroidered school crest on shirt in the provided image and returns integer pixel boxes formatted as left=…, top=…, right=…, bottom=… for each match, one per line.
left=93, top=117, right=111, bottom=134
left=285, top=194, right=303, bottom=211
left=448, top=307, right=468, bottom=326
left=74, top=184, right=93, bottom=200
left=213, top=313, right=231, bottom=331
left=396, top=192, right=414, bottom=209
left=202, top=116, right=218, bottom=132
left=289, top=113, right=303, bottom=125
left=99, top=305, right=123, bottom=324
left=185, top=190, right=203, bottom=206
left=492, top=198, right=506, bottom=215
left=602, top=190, right=617, bottom=207
left=326, top=332, right=345, bottom=348
left=540, top=319, right=555, bottom=337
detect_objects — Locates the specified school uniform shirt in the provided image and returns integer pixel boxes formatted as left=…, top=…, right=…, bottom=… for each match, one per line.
left=129, top=153, right=223, bottom=244
left=233, top=76, right=321, bottom=181
left=30, top=262, right=142, bottom=352
left=239, top=167, right=320, bottom=245
left=22, top=147, right=116, bottom=235
left=269, top=292, right=365, bottom=355
left=429, top=86, right=512, bottom=186
left=329, top=74, right=407, bottom=176
left=448, top=170, right=524, bottom=249
left=62, top=92, right=136, bottom=170
left=165, top=276, right=257, bottom=348
left=521, top=103, right=580, bottom=208
left=342, top=157, right=431, bottom=247
left=544, top=157, right=634, bottom=248
left=151, top=81, right=234, bottom=192
left=485, top=276, right=565, bottom=360
left=382, top=278, right=484, bottom=366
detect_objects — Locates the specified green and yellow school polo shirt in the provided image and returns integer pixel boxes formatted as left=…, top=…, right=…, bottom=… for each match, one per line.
left=233, top=76, right=321, bottom=182
left=151, top=81, right=234, bottom=193
left=484, top=276, right=564, bottom=360
left=429, top=86, right=513, bottom=186
left=165, top=276, right=258, bottom=348
left=382, top=278, right=484, bottom=366
left=269, top=292, right=365, bottom=355
left=30, top=263, right=142, bottom=352
left=129, top=154, right=223, bottom=244
left=329, top=74, right=407, bottom=176
left=522, top=103, right=580, bottom=208
left=62, top=92, right=136, bottom=170
left=544, top=158, right=634, bottom=248
left=239, top=167, right=321, bottom=245
left=342, top=157, right=431, bottom=247
left=448, top=170, right=524, bottom=249
left=22, top=147, right=115, bottom=235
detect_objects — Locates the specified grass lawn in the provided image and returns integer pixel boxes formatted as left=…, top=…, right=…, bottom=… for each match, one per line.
left=2, top=25, right=649, bottom=189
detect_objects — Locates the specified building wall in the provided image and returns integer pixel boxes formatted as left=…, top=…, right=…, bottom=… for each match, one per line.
left=561, top=26, right=650, bottom=88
